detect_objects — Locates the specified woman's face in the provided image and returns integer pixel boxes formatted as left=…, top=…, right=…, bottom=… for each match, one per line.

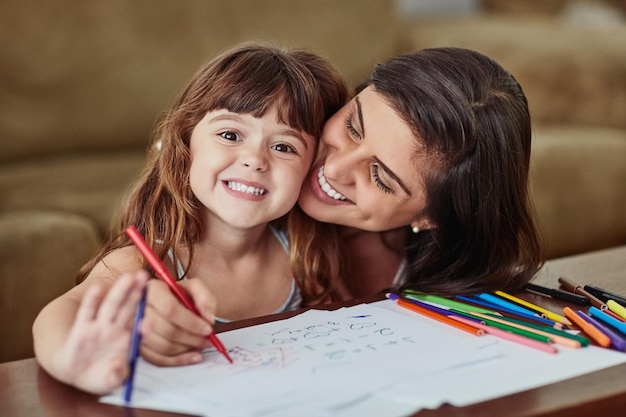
left=298, top=86, right=432, bottom=231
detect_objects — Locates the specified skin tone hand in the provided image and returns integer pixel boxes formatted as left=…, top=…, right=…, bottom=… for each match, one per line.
left=50, top=270, right=149, bottom=394
left=140, top=278, right=218, bottom=366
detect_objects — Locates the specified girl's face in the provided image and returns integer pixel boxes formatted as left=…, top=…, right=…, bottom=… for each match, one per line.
left=189, top=106, right=316, bottom=230
left=298, top=87, right=431, bottom=231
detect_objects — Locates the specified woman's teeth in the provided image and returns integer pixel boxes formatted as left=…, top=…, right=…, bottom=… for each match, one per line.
left=227, top=181, right=267, bottom=195
left=317, top=166, right=347, bottom=200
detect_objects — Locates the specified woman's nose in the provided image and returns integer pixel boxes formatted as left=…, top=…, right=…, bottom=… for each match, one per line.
left=323, top=145, right=360, bottom=185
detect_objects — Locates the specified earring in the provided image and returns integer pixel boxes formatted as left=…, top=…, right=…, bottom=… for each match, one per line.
left=411, top=224, right=420, bottom=234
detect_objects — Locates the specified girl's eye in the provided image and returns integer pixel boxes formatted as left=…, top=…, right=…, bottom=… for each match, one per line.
left=219, top=131, right=240, bottom=142
left=344, top=113, right=361, bottom=141
left=371, top=163, right=393, bottom=194
left=271, top=143, right=297, bottom=154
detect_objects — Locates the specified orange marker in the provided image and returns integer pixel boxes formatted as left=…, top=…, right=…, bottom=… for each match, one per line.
left=389, top=295, right=484, bottom=337
left=563, top=307, right=610, bottom=348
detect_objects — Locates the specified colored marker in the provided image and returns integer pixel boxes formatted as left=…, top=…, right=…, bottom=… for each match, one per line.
left=481, top=312, right=589, bottom=346
left=386, top=293, right=484, bottom=336
left=402, top=292, right=500, bottom=315
left=589, top=306, right=626, bottom=335
left=563, top=307, right=611, bottom=348
left=604, top=309, right=626, bottom=323
left=607, top=300, right=626, bottom=320
left=558, top=277, right=607, bottom=311
left=577, top=310, right=626, bottom=351
left=476, top=293, right=544, bottom=318
left=495, top=290, right=571, bottom=325
left=389, top=293, right=467, bottom=318
left=469, top=312, right=581, bottom=349
left=456, top=295, right=562, bottom=328
left=124, top=287, right=147, bottom=404
left=463, top=313, right=553, bottom=345
left=450, top=316, right=557, bottom=354
left=525, top=283, right=589, bottom=305
left=126, top=226, right=233, bottom=364
left=583, top=285, right=626, bottom=306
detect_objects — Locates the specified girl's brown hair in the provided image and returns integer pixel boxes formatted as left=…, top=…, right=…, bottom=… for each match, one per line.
left=78, top=43, right=348, bottom=304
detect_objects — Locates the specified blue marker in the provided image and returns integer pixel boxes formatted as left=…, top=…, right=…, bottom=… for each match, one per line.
left=589, top=306, right=626, bottom=335
left=124, top=287, right=148, bottom=405
left=476, top=293, right=542, bottom=318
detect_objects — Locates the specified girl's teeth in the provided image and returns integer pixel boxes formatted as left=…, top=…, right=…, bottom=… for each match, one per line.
left=317, top=166, right=347, bottom=201
left=227, top=181, right=267, bottom=195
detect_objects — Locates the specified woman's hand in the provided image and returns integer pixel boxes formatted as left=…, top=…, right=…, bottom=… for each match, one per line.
left=140, top=278, right=217, bottom=366
left=51, top=270, right=149, bottom=394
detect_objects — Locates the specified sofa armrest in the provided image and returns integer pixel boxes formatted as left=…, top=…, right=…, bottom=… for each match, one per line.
left=0, top=210, right=100, bottom=362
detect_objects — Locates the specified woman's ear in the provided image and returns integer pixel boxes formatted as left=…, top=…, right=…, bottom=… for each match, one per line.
left=410, top=218, right=434, bottom=234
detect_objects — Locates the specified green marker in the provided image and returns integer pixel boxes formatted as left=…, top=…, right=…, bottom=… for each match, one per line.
left=402, top=292, right=499, bottom=316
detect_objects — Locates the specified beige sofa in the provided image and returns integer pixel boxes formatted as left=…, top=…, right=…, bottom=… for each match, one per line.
left=1, top=0, right=625, bottom=362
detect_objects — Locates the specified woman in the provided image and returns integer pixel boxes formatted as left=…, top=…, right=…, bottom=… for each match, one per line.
left=294, top=46, right=543, bottom=299
left=123, top=47, right=544, bottom=366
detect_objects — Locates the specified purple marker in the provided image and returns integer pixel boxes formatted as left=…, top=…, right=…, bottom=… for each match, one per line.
left=386, top=293, right=479, bottom=323
left=577, top=309, right=626, bottom=352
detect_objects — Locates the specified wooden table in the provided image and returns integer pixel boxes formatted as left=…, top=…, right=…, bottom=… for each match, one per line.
left=1, top=246, right=625, bottom=417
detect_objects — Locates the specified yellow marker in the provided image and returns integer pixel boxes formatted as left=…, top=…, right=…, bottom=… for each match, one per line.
left=495, top=290, right=572, bottom=326
left=607, top=299, right=626, bottom=320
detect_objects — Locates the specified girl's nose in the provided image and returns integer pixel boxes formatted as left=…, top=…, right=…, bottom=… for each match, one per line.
left=241, top=147, right=269, bottom=172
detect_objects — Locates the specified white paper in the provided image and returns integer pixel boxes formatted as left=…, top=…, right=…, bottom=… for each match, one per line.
left=101, top=300, right=626, bottom=417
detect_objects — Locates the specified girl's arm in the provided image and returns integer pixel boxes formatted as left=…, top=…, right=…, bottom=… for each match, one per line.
left=32, top=270, right=148, bottom=394
left=34, top=245, right=219, bottom=379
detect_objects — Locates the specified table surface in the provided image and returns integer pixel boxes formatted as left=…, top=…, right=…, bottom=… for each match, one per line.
left=1, top=245, right=625, bottom=417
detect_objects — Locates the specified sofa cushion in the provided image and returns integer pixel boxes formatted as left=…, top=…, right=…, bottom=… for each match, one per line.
left=401, top=15, right=626, bottom=130
left=0, top=0, right=399, bottom=162
left=530, top=125, right=626, bottom=258
left=0, top=210, right=101, bottom=362
left=0, top=151, right=146, bottom=234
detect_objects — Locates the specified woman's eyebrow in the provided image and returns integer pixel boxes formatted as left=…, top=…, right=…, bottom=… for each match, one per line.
left=373, top=157, right=412, bottom=196
left=355, top=96, right=365, bottom=136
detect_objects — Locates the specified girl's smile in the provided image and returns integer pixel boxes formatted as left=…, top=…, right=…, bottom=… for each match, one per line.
left=190, top=106, right=316, bottom=230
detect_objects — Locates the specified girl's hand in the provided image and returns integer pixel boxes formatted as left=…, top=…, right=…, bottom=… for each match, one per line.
left=51, top=270, right=149, bottom=394
left=140, top=278, right=217, bottom=366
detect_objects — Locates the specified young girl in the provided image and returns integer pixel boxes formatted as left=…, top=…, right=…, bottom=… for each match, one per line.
left=32, top=43, right=348, bottom=393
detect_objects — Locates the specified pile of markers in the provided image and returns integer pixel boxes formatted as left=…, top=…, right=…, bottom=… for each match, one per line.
left=387, top=276, right=626, bottom=354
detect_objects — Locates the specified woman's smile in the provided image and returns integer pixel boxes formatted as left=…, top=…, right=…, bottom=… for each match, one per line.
left=316, top=165, right=348, bottom=201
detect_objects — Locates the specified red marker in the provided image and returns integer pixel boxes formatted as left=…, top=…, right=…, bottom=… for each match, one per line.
left=125, top=225, right=233, bottom=363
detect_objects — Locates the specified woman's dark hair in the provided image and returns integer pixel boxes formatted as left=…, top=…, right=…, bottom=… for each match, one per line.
left=357, top=47, right=543, bottom=295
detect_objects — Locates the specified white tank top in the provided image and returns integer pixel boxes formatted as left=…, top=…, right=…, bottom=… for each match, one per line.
left=168, top=226, right=302, bottom=323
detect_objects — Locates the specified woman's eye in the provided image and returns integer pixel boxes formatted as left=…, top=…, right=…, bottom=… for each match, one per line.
left=371, top=163, right=393, bottom=194
left=344, top=113, right=361, bottom=141
left=219, top=131, right=240, bottom=142
left=271, top=143, right=297, bottom=154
